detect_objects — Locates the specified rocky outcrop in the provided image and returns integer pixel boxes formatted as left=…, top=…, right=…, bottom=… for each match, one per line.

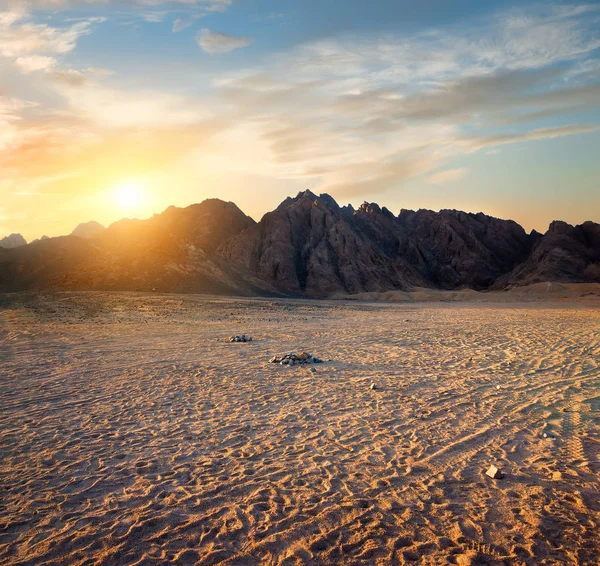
left=394, top=209, right=535, bottom=289
left=495, top=220, right=600, bottom=287
left=218, top=191, right=425, bottom=296
left=0, top=193, right=598, bottom=295
left=219, top=191, right=539, bottom=295
left=0, top=233, right=26, bottom=249
left=71, top=221, right=106, bottom=239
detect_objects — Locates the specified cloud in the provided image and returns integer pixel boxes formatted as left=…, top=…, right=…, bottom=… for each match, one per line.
left=172, top=17, right=192, bottom=32
left=0, top=8, right=102, bottom=58
left=197, top=28, right=251, bottom=53
left=17, top=1, right=232, bottom=8
left=172, top=14, right=203, bottom=32
left=427, top=168, right=468, bottom=185
left=463, top=124, right=600, bottom=150
left=1, top=0, right=599, bottom=209
left=202, top=3, right=600, bottom=197
left=15, top=54, right=56, bottom=72
left=55, top=81, right=212, bottom=127
left=142, top=11, right=167, bottom=23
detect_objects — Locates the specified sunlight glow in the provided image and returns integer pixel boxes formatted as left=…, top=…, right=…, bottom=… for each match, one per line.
left=111, top=180, right=145, bottom=211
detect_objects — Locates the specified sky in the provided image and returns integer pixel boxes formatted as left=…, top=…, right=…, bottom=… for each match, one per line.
left=0, top=0, right=599, bottom=241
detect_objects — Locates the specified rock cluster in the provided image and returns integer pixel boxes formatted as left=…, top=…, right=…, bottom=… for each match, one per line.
left=229, top=335, right=252, bottom=343
left=269, top=352, right=323, bottom=366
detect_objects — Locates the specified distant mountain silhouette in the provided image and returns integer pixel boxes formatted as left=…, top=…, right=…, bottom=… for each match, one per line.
left=0, top=192, right=598, bottom=295
left=0, top=199, right=279, bottom=295
left=72, top=221, right=106, bottom=239
left=0, top=233, right=27, bottom=249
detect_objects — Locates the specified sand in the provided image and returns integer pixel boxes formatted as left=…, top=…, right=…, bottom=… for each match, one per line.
left=0, top=291, right=599, bottom=565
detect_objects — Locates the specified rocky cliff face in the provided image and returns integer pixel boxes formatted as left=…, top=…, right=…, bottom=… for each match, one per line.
left=495, top=220, right=600, bottom=287
left=218, top=191, right=425, bottom=296
left=0, top=233, right=27, bottom=249
left=219, top=191, right=538, bottom=295
left=0, top=193, right=598, bottom=295
left=394, top=209, right=534, bottom=289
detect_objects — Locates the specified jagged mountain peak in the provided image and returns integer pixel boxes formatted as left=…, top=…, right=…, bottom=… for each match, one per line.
left=0, top=233, right=27, bottom=249
left=276, top=190, right=340, bottom=212
left=1, top=193, right=598, bottom=295
left=356, top=202, right=395, bottom=218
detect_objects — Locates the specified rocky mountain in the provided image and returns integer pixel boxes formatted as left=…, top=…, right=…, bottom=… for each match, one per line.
left=219, top=191, right=539, bottom=295
left=495, top=220, right=600, bottom=288
left=72, top=221, right=106, bottom=239
left=0, top=200, right=282, bottom=295
left=394, top=208, right=534, bottom=289
left=0, top=192, right=598, bottom=295
left=0, top=233, right=27, bottom=249
left=218, top=191, right=426, bottom=296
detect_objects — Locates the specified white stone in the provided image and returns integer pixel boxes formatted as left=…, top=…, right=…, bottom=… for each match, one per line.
left=485, top=465, right=502, bottom=479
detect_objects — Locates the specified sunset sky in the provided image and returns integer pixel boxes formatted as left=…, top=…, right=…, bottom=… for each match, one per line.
left=1, top=0, right=599, bottom=242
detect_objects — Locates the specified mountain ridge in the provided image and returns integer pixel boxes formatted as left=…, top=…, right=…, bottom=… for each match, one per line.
left=0, top=233, right=27, bottom=249
left=1, top=193, right=598, bottom=296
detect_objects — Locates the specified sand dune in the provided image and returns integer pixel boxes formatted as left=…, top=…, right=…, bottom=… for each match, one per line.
left=1, top=292, right=599, bottom=565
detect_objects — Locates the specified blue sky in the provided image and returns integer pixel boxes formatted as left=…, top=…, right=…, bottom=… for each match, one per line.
left=0, top=0, right=599, bottom=240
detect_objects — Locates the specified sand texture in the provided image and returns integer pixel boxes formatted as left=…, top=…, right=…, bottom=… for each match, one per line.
left=1, top=292, right=599, bottom=565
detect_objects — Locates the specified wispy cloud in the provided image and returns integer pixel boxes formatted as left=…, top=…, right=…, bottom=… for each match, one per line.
left=427, top=168, right=468, bottom=185
left=21, top=1, right=232, bottom=9
left=142, top=11, right=167, bottom=23
left=197, top=28, right=251, bottom=53
left=0, top=9, right=101, bottom=58
left=1, top=1, right=599, bottom=211
left=15, top=54, right=57, bottom=72
left=204, top=3, right=600, bottom=197
left=172, top=17, right=192, bottom=32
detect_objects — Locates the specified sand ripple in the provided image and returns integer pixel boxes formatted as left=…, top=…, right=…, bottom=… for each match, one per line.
left=1, top=293, right=599, bottom=565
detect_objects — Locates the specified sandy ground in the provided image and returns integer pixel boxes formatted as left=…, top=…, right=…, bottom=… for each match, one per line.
left=0, top=292, right=599, bottom=565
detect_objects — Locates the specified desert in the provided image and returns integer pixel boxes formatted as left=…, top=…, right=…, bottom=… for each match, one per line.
left=2, top=0, right=600, bottom=564
left=1, top=290, right=598, bottom=565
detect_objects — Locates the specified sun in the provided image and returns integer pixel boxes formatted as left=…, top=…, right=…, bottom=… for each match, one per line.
left=112, top=180, right=145, bottom=211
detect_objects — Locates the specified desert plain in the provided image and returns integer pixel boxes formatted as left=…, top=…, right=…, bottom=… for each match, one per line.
left=0, top=288, right=599, bottom=565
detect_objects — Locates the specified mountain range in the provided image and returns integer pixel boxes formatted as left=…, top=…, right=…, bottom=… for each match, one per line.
left=1, top=191, right=598, bottom=297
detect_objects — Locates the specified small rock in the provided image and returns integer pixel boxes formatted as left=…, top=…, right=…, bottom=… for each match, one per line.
left=308, top=367, right=317, bottom=373
left=496, top=385, right=501, bottom=390
left=485, top=465, right=503, bottom=479
left=370, top=383, right=377, bottom=390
